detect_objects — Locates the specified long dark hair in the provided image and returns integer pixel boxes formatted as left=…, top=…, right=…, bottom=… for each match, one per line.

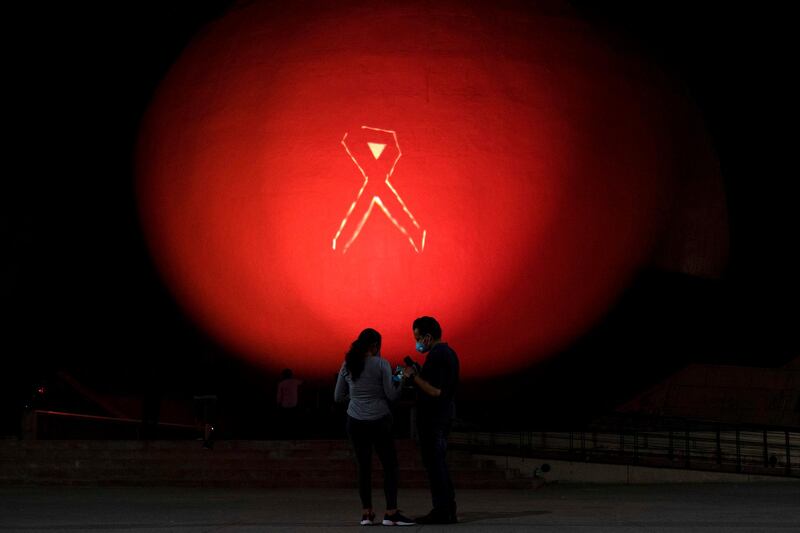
left=345, top=328, right=381, bottom=381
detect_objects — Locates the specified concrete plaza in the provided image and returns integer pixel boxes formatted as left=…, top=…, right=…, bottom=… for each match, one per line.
left=1, top=482, right=799, bottom=532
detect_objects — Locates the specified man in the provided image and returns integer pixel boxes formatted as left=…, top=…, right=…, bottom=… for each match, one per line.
left=403, top=316, right=459, bottom=524
left=276, top=368, right=302, bottom=409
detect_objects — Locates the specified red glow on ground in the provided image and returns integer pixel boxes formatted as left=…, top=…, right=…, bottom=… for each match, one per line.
left=137, top=2, right=702, bottom=378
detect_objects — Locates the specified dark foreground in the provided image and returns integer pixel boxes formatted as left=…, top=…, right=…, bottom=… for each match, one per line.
left=1, top=483, right=799, bottom=532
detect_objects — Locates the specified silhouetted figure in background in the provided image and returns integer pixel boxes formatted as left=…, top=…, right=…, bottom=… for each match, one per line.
left=334, top=328, right=415, bottom=526
left=403, top=316, right=460, bottom=524
left=276, top=368, right=302, bottom=438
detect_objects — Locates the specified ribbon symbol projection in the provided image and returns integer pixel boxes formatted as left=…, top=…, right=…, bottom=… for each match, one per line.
left=332, top=126, right=427, bottom=254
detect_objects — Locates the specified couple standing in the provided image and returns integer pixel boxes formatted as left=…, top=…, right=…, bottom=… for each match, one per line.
left=334, top=316, right=460, bottom=526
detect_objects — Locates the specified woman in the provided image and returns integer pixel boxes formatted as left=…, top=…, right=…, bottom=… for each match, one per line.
left=334, top=328, right=415, bottom=526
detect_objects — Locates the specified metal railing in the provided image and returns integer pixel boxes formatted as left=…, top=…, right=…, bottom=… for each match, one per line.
left=24, top=409, right=202, bottom=440
left=450, top=418, right=800, bottom=478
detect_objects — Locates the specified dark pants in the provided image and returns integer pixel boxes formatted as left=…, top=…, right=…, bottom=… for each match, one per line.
left=346, top=414, right=398, bottom=510
left=418, top=417, right=455, bottom=511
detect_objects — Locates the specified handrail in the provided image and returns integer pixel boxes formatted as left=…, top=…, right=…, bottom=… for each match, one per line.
left=54, top=371, right=132, bottom=420
left=589, top=412, right=800, bottom=433
left=451, top=426, right=800, bottom=478
left=33, top=410, right=198, bottom=430
left=25, top=409, right=203, bottom=440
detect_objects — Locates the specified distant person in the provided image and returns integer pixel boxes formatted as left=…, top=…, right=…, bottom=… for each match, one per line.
left=277, top=368, right=302, bottom=409
left=403, top=316, right=460, bottom=524
left=334, top=328, right=415, bottom=526
left=276, top=368, right=302, bottom=437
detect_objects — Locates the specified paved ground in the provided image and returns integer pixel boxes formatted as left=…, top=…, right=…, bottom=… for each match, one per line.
left=1, top=483, right=799, bottom=532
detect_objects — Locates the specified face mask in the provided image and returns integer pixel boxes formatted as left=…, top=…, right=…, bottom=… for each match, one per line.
left=415, top=339, right=427, bottom=353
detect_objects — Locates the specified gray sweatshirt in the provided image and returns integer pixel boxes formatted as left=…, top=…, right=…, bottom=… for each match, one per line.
left=334, top=356, right=402, bottom=421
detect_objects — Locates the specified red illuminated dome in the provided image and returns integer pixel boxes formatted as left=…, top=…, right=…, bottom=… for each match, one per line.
left=137, top=1, right=715, bottom=378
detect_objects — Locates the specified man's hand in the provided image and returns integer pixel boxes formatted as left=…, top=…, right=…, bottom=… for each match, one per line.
left=406, top=370, right=441, bottom=398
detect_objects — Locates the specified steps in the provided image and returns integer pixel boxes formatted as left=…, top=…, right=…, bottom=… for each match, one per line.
left=0, top=439, right=542, bottom=489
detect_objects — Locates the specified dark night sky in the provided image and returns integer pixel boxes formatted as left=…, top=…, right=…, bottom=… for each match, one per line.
left=3, top=1, right=797, bottom=431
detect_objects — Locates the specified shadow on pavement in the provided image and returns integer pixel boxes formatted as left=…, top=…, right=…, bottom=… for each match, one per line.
left=458, top=510, right=552, bottom=523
